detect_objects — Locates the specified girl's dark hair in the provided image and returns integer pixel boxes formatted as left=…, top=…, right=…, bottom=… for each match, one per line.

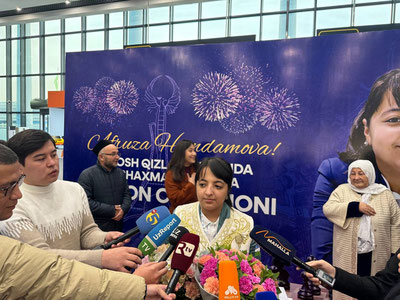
left=339, top=69, right=400, bottom=164
left=167, top=139, right=198, bottom=182
left=195, top=157, right=233, bottom=208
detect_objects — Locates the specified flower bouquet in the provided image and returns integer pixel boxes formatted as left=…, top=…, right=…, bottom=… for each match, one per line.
left=196, top=247, right=280, bottom=300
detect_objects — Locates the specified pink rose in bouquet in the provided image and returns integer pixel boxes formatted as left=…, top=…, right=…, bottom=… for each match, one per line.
left=197, top=248, right=280, bottom=300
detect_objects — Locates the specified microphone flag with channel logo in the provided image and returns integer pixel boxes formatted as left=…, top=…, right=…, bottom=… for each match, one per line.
left=219, top=260, right=240, bottom=300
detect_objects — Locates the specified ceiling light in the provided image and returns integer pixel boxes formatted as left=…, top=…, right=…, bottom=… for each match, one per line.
left=65, top=0, right=71, bottom=4
left=16, top=7, right=22, bottom=12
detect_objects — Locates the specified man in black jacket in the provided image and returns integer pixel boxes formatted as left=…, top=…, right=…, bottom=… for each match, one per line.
left=305, top=250, right=400, bottom=300
left=78, top=140, right=131, bottom=231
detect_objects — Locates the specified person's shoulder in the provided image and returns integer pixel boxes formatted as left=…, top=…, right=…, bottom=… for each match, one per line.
left=318, top=157, right=348, bottom=181
left=54, top=180, right=85, bottom=192
left=174, top=202, right=197, bottom=214
left=231, top=207, right=254, bottom=222
left=79, top=165, right=98, bottom=176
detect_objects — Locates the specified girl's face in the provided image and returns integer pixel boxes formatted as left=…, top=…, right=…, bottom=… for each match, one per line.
left=363, top=91, right=400, bottom=177
left=184, top=144, right=196, bottom=167
left=349, top=168, right=369, bottom=189
left=196, top=167, right=228, bottom=215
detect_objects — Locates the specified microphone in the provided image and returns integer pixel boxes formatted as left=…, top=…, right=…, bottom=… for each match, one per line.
left=165, top=233, right=199, bottom=294
left=100, top=206, right=170, bottom=250
left=218, top=260, right=240, bottom=300
left=250, top=225, right=335, bottom=288
left=158, top=226, right=189, bottom=262
left=137, top=214, right=181, bottom=256
left=255, top=291, right=277, bottom=300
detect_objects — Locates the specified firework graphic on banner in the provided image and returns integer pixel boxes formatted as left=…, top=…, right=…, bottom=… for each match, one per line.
left=192, top=71, right=242, bottom=121
left=73, top=86, right=96, bottom=113
left=107, top=80, right=139, bottom=115
left=73, top=76, right=140, bottom=125
left=257, top=87, right=301, bottom=132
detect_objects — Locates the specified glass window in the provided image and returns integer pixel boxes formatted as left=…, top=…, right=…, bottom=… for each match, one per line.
left=65, top=17, right=81, bottom=32
left=231, top=17, right=260, bottom=40
left=262, top=14, right=286, bottom=40
left=11, top=77, right=21, bottom=112
left=87, top=14, right=105, bottom=30
left=173, top=22, right=198, bottom=41
left=289, top=0, right=315, bottom=10
left=173, top=3, right=198, bottom=22
left=149, top=25, right=169, bottom=44
left=26, top=76, right=40, bottom=112
left=109, top=29, right=124, bottom=49
left=149, top=7, right=170, bottom=24
left=26, top=22, right=39, bottom=36
left=201, top=20, right=226, bottom=39
left=110, top=12, right=124, bottom=28
left=45, top=20, right=61, bottom=34
left=45, top=75, right=62, bottom=96
left=317, top=0, right=351, bottom=7
left=288, top=11, right=314, bottom=38
left=355, top=4, right=391, bottom=26
left=65, top=33, right=82, bottom=53
left=0, top=78, right=6, bottom=109
left=12, top=40, right=21, bottom=75
left=232, top=0, right=261, bottom=16
left=11, top=25, right=20, bottom=38
left=128, top=10, right=143, bottom=26
left=26, top=38, right=40, bottom=74
left=127, top=28, right=143, bottom=45
left=356, top=0, right=387, bottom=3
left=45, top=36, right=61, bottom=73
left=86, top=31, right=105, bottom=51
left=316, top=8, right=351, bottom=30
left=202, top=0, right=226, bottom=19
left=0, top=41, right=5, bottom=76
left=0, top=26, right=5, bottom=39
left=263, top=0, right=287, bottom=12
left=396, top=4, right=400, bottom=24
left=25, top=114, right=41, bottom=129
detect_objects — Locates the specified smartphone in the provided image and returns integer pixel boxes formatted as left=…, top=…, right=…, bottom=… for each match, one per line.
left=315, top=269, right=335, bottom=288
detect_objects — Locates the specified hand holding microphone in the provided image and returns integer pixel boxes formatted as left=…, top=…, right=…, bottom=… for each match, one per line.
left=98, top=206, right=170, bottom=250
left=165, top=233, right=200, bottom=294
left=250, top=225, right=336, bottom=288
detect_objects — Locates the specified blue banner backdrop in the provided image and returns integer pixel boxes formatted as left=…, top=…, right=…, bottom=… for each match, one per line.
left=64, top=29, right=400, bottom=281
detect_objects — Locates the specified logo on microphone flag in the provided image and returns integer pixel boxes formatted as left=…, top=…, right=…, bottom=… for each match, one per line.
left=175, top=241, right=196, bottom=257
left=219, top=260, right=240, bottom=300
left=145, top=209, right=161, bottom=225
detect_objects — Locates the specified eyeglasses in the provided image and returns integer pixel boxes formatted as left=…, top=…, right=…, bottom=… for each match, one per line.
left=102, top=152, right=121, bottom=157
left=0, top=174, right=25, bottom=197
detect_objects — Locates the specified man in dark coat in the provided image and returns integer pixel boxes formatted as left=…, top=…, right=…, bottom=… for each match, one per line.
left=78, top=140, right=131, bottom=231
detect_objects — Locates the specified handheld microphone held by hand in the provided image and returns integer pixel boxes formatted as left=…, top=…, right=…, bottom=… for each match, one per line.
left=138, top=214, right=181, bottom=256
left=158, top=226, right=189, bottom=262
left=219, top=260, right=240, bottom=300
left=250, top=225, right=335, bottom=288
left=101, top=206, right=170, bottom=250
left=165, top=233, right=199, bottom=294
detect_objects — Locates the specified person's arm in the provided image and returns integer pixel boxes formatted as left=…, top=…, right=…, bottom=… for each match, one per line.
left=78, top=169, right=116, bottom=218
left=311, top=158, right=347, bottom=262
left=165, top=170, right=196, bottom=209
left=322, top=185, right=352, bottom=229
left=0, top=235, right=148, bottom=300
left=120, top=171, right=132, bottom=214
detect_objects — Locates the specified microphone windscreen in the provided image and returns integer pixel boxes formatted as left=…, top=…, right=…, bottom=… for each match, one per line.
left=169, top=226, right=189, bottom=246
left=250, top=225, right=295, bottom=265
left=136, top=206, right=170, bottom=235
left=255, top=291, right=278, bottom=300
left=218, top=260, right=240, bottom=300
left=171, top=233, right=199, bottom=273
left=138, top=214, right=181, bottom=256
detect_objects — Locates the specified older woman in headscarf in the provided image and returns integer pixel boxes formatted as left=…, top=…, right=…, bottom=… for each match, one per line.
left=323, top=159, right=400, bottom=300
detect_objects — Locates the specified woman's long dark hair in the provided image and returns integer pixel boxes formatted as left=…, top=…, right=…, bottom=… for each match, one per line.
left=167, top=139, right=198, bottom=182
left=195, top=157, right=233, bottom=208
left=339, top=69, right=400, bottom=165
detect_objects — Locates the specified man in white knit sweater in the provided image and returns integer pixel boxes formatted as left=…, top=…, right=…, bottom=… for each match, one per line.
left=0, top=129, right=167, bottom=283
left=0, top=143, right=175, bottom=299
